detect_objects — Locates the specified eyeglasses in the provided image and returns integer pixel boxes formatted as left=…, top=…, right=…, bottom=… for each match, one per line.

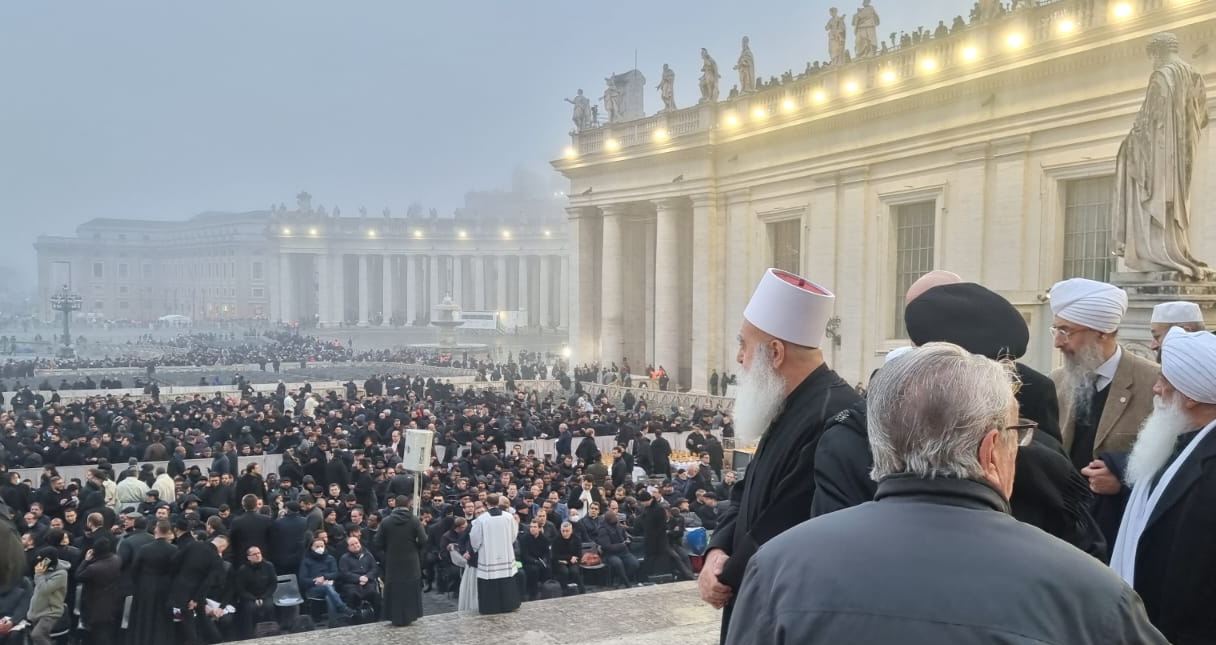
left=1004, top=420, right=1038, bottom=447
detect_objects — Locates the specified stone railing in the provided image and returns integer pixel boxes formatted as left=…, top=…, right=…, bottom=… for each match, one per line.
left=568, top=0, right=1180, bottom=155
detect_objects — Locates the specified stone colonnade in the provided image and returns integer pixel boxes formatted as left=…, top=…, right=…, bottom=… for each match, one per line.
left=274, top=252, right=569, bottom=330
left=568, top=194, right=724, bottom=392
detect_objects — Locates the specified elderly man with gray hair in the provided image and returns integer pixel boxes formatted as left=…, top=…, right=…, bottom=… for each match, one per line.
left=725, top=343, right=1165, bottom=645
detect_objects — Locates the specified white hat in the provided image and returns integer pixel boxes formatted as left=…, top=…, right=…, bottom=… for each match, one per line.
left=1161, top=327, right=1216, bottom=404
left=885, top=346, right=913, bottom=364
left=743, top=268, right=835, bottom=348
left=1048, top=278, right=1128, bottom=334
left=1151, top=301, right=1203, bottom=324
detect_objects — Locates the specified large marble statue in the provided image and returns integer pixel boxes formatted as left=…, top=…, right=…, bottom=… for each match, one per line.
left=657, top=63, right=677, bottom=111
left=699, top=48, right=720, bottom=103
left=826, top=8, right=847, bottom=65
left=976, top=0, right=1002, bottom=21
left=601, top=77, right=622, bottom=123
left=735, top=36, right=756, bottom=94
left=1114, top=33, right=1213, bottom=280
left=853, top=0, right=880, bottom=58
left=565, top=89, right=593, bottom=131
left=296, top=191, right=312, bottom=213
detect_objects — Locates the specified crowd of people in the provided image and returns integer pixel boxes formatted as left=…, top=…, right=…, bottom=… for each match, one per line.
left=693, top=267, right=1213, bottom=645
left=0, top=353, right=735, bottom=643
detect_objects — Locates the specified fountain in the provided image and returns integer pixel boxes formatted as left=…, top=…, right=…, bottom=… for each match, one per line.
left=431, top=293, right=465, bottom=347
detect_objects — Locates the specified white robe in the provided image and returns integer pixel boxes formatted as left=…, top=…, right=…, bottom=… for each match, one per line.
left=450, top=548, right=478, bottom=612
left=470, top=511, right=517, bottom=580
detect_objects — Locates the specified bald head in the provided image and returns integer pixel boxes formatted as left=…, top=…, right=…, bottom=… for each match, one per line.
left=905, top=270, right=962, bottom=306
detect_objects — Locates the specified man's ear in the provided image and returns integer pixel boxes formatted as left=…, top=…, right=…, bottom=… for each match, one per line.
left=768, top=339, right=786, bottom=369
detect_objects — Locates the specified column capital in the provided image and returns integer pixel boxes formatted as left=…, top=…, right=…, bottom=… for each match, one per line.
left=652, top=196, right=689, bottom=212
left=689, top=193, right=718, bottom=209
left=566, top=206, right=599, bottom=220
left=598, top=203, right=632, bottom=218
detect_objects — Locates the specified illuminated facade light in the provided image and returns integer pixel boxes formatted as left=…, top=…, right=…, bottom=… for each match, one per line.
left=752, top=107, right=768, bottom=119
left=725, top=114, right=740, bottom=127
left=653, top=129, right=668, bottom=142
left=502, top=230, right=512, bottom=239
left=281, top=228, right=292, bottom=236
left=1113, top=2, right=1133, bottom=19
left=563, top=146, right=576, bottom=159
left=457, top=230, right=468, bottom=239
left=604, top=139, right=620, bottom=151
left=544, top=230, right=552, bottom=238
left=843, top=80, right=859, bottom=94
left=308, top=227, right=318, bottom=236
left=413, top=229, right=424, bottom=239
left=920, top=58, right=938, bottom=72
left=1057, top=18, right=1076, bottom=34
left=811, top=89, right=827, bottom=103
left=1006, top=33, right=1025, bottom=48
left=367, top=230, right=377, bottom=238
left=962, top=46, right=979, bottom=61
left=781, top=98, right=796, bottom=112
left=881, top=69, right=897, bottom=84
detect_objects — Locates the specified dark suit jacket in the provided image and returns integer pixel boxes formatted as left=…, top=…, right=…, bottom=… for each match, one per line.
left=1052, top=348, right=1159, bottom=459
left=1131, top=426, right=1216, bottom=643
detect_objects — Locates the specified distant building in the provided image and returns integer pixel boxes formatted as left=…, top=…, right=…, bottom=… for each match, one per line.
left=35, top=192, right=569, bottom=329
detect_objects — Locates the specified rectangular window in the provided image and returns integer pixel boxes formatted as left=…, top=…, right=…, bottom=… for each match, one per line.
left=893, top=201, right=937, bottom=338
left=119, top=301, right=129, bottom=310
left=252, top=261, right=264, bottom=280
left=769, top=219, right=802, bottom=275
left=118, top=264, right=128, bottom=279
left=92, top=263, right=103, bottom=279
left=143, top=263, right=153, bottom=279
left=119, top=286, right=128, bottom=294
left=1062, top=176, right=1116, bottom=283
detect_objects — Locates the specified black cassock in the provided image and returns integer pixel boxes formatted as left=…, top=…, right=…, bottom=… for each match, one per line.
left=128, top=538, right=178, bottom=645
left=375, top=508, right=426, bottom=627
left=708, top=364, right=859, bottom=642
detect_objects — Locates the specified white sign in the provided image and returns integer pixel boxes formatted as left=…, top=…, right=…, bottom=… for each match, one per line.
left=401, top=429, right=434, bottom=473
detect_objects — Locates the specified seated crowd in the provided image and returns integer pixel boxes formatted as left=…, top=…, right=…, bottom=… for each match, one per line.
left=0, top=368, right=732, bottom=643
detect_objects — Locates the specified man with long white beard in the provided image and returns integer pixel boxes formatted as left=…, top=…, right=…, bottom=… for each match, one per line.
left=1049, top=278, right=1158, bottom=541
left=698, top=268, right=859, bottom=643
left=1111, top=328, right=1216, bottom=642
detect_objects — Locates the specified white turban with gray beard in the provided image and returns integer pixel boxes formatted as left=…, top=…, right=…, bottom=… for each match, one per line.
left=731, top=344, right=787, bottom=447
left=1059, top=340, right=1109, bottom=418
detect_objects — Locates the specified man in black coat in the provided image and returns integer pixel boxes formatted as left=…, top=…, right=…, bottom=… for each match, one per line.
left=639, top=492, right=693, bottom=581
left=649, top=431, right=671, bottom=479
left=337, top=536, right=381, bottom=616
left=269, top=502, right=308, bottom=575
left=700, top=270, right=859, bottom=643
left=610, top=446, right=631, bottom=489
left=229, top=495, right=273, bottom=566
left=169, top=519, right=222, bottom=644
left=1111, top=328, right=1216, bottom=642
left=375, top=496, right=426, bottom=627
left=233, top=545, right=277, bottom=640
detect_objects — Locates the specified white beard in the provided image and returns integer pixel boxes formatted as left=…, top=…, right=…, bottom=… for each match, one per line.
left=1060, top=342, right=1107, bottom=417
left=1126, top=396, right=1193, bottom=487
left=731, top=346, right=787, bottom=448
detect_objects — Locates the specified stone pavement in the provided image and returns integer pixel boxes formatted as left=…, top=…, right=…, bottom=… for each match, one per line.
left=251, top=581, right=719, bottom=645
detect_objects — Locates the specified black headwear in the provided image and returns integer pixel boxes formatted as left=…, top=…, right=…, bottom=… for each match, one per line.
left=904, top=282, right=1029, bottom=359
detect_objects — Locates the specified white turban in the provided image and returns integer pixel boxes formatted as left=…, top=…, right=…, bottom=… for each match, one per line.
left=885, top=346, right=913, bottom=364
left=1161, top=327, right=1216, bottom=404
left=743, top=268, right=835, bottom=348
left=1049, top=278, right=1128, bottom=333
left=1151, top=301, right=1203, bottom=324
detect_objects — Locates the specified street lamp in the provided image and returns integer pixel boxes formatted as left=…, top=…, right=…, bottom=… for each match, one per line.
left=49, top=284, right=82, bottom=358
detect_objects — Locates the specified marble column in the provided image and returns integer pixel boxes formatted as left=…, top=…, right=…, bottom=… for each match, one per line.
left=473, top=256, right=486, bottom=310
left=600, top=205, right=626, bottom=365
left=690, top=194, right=722, bottom=393
left=644, top=216, right=657, bottom=370
left=382, top=255, right=393, bottom=326
left=567, top=208, right=599, bottom=364
left=497, top=256, right=508, bottom=312
left=278, top=253, right=293, bottom=323
left=539, top=255, right=552, bottom=330
left=519, top=256, right=531, bottom=327
left=429, top=255, right=440, bottom=323
left=357, top=254, right=370, bottom=326
left=452, top=255, right=463, bottom=307
left=317, top=253, right=332, bottom=327
left=405, top=256, right=418, bottom=325
left=559, top=255, right=570, bottom=331
left=654, top=199, right=683, bottom=383
left=723, top=190, right=752, bottom=372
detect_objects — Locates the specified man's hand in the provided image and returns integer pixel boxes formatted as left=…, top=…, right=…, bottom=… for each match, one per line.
left=187, top=600, right=197, bottom=610
left=313, top=577, right=324, bottom=585
left=1081, top=459, right=1122, bottom=495
left=359, top=575, right=368, bottom=586
left=697, top=549, right=732, bottom=609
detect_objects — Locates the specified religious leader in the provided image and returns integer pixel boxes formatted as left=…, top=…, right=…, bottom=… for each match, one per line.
left=698, top=268, right=859, bottom=642
left=1112, top=327, right=1216, bottom=641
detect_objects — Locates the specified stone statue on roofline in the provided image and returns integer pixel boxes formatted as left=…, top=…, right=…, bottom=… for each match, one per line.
left=657, top=64, right=677, bottom=111
left=699, top=48, right=720, bottom=103
left=853, top=0, right=880, bottom=58
left=735, top=36, right=756, bottom=93
left=1113, top=32, right=1213, bottom=280
left=601, top=76, right=622, bottom=123
left=826, top=7, right=847, bottom=64
left=565, top=89, right=593, bottom=131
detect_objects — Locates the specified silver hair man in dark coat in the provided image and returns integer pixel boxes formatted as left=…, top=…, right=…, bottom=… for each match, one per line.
left=726, top=343, right=1165, bottom=645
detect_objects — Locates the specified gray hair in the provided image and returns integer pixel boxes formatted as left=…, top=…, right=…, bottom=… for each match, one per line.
left=867, top=343, right=1016, bottom=482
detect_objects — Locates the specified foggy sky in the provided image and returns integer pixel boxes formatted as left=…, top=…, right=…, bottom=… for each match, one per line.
left=0, top=1, right=974, bottom=283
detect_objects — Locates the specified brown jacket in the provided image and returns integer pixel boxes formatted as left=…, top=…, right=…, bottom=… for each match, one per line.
left=1051, top=347, right=1159, bottom=458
